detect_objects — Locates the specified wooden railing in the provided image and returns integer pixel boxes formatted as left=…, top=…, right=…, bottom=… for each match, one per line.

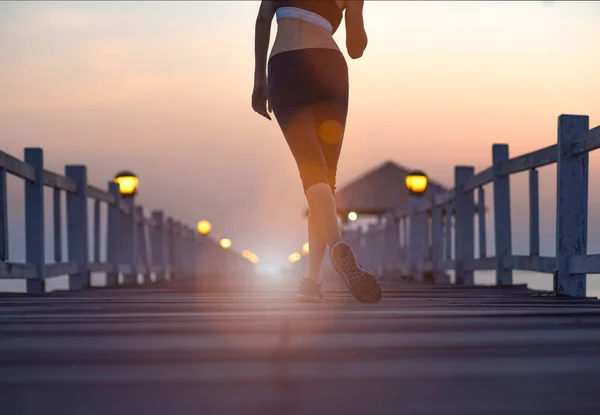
left=344, top=114, right=600, bottom=297
left=0, top=148, right=252, bottom=293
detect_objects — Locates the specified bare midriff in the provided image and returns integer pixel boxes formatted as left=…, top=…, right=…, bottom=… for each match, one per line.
left=269, top=1, right=345, bottom=59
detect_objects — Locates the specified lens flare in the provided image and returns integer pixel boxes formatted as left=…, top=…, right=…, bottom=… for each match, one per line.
left=318, top=119, right=344, bottom=144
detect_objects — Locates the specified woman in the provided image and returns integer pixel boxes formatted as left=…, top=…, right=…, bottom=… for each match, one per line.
left=252, top=0, right=382, bottom=303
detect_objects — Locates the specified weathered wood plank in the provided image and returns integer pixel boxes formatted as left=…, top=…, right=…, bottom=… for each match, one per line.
left=88, top=262, right=115, bottom=273
left=506, top=255, right=555, bottom=273
left=0, top=151, right=36, bottom=182
left=45, top=261, right=79, bottom=278
left=569, top=254, right=600, bottom=274
left=571, top=125, right=600, bottom=156
left=439, top=259, right=455, bottom=271
left=24, top=148, right=45, bottom=293
left=492, top=144, right=513, bottom=286
left=0, top=262, right=37, bottom=279
left=43, top=170, right=77, bottom=192
left=555, top=114, right=589, bottom=297
left=463, top=166, right=493, bottom=193
left=434, top=189, right=455, bottom=207
left=87, top=185, right=116, bottom=204
left=464, top=257, right=496, bottom=271
left=498, top=144, right=557, bottom=176
left=118, top=264, right=133, bottom=274
left=454, top=166, right=475, bottom=285
left=65, top=165, right=89, bottom=290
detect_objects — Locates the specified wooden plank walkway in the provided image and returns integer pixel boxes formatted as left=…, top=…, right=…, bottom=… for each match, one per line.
left=1, top=280, right=600, bottom=415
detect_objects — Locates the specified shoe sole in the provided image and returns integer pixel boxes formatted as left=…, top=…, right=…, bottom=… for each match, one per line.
left=296, top=293, right=322, bottom=302
left=332, top=248, right=382, bottom=304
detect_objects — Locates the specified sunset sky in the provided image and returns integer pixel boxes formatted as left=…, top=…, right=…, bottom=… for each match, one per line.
left=1, top=1, right=600, bottom=275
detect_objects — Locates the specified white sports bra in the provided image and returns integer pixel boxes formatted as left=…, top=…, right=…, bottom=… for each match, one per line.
left=275, top=7, right=333, bottom=35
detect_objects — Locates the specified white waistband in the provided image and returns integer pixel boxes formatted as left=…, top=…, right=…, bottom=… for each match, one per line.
left=275, top=7, right=333, bottom=35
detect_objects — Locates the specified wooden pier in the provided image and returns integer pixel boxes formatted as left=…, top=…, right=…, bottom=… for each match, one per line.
left=1, top=280, right=600, bottom=414
left=2, top=114, right=600, bottom=413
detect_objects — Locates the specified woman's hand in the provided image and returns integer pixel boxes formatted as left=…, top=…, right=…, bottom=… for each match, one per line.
left=252, top=79, right=272, bottom=120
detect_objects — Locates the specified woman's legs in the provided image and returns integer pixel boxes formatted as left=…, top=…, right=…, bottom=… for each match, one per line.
left=306, top=183, right=341, bottom=281
left=306, top=210, right=326, bottom=281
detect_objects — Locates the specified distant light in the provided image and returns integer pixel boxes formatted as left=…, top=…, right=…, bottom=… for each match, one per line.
left=114, top=171, right=138, bottom=197
left=405, top=170, right=428, bottom=196
left=197, top=220, right=212, bottom=235
left=243, top=250, right=259, bottom=263
left=302, top=242, right=309, bottom=255
left=348, top=211, right=358, bottom=221
left=288, top=252, right=302, bottom=263
left=220, top=238, right=232, bottom=249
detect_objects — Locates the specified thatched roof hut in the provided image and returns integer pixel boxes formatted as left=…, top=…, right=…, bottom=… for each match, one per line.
left=303, top=160, right=452, bottom=218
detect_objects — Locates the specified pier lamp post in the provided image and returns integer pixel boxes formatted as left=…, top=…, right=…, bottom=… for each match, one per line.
left=405, top=170, right=428, bottom=196
left=405, top=169, right=429, bottom=282
left=113, top=171, right=138, bottom=285
left=197, top=220, right=212, bottom=235
left=114, top=171, right=139, bottom=197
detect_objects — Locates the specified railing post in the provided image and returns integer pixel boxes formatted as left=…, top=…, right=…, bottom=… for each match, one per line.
left=365, top=223, right=377, bottom=274
left=93, top=199, right=101, bottom=264
left=445, top=204, right=452, bottom=262
left=431, top=197, right=445, bottom=283
left=185, top=225, right=190, bottom=278
left=555, top=114, right=589, bottom=297
left=407, top=198, right=418, bottom=281
left=529, top=169, right=540, bottom=257
left=416, top=210, right=428, bottom=282
left=383, top=211, right=400, bottom=278
left=477, top=187, right=487, bottom=258
left=454, top=166, right=475, bottom=285
left=0, top=166, right=7, bottom=262
left=24, top=148, right=45, bottom=293
left=65, top=165, right=89, bottom=290
left=106, top=182, right=121, bottom=287
left=122, top=197, right=137, bottom=285
left=492, top=144, right=513, bottom=286
left=52, top=189, right=62, bottom=263
left=136, top=206, right=150, bottom=284
left=166, top=218, right=176, bottom=280
left=151, top=210, right=167, bottom=283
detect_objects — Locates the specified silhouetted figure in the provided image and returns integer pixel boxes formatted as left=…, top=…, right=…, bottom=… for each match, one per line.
left=252, top=0, right=381, bottom=303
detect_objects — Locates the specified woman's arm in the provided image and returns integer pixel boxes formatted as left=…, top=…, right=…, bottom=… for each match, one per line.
left=345, top=0, right=367, bottom=59
left=252, top=0, right=276, bottom=120
left=254, top=0, right=276, bottom=83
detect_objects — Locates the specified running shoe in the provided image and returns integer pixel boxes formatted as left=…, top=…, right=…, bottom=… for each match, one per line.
left=297, top=276, right=323, bottom=302
left=330, top=241, right=382, bottom=303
